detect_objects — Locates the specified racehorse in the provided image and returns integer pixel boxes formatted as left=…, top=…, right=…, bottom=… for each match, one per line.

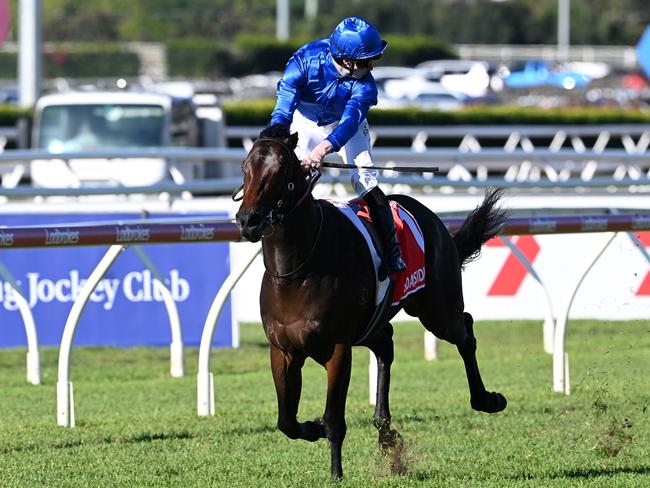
left=234, top=132, right=508, bottom=480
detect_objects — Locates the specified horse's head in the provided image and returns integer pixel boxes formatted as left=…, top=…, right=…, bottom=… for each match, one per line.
left=235, top=133, right=307, bottom=242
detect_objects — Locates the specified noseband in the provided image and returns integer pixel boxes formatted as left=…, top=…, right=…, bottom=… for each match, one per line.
left=233, top=137, right=320, bottom=226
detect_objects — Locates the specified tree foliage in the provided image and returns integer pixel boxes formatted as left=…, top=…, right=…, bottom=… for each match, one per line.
left=3, top=0, right=650, bottom=45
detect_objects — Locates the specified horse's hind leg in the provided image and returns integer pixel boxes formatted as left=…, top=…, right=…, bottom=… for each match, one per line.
left=365, top=323, right=402, bottom=452
left=270, top=344, right=325, bottom=442
left=457, top=312, right=507, bottom=413
left=322, top=342, right=352, bottom=480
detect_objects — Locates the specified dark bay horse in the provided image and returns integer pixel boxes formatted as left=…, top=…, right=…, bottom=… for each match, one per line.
left=235, top=134, right=508, bottom=480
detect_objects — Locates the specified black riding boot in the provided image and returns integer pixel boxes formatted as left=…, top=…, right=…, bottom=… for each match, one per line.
left=364, top=187, right=407, bottom=274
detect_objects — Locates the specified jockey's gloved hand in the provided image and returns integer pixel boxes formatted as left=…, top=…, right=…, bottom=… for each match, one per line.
left=259, top=123, right=290, bottom=139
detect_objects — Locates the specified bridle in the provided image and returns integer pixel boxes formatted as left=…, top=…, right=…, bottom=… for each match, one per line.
left=232, top=137, right=320, bottom=226
left=233, top=137, right=324, bottom=279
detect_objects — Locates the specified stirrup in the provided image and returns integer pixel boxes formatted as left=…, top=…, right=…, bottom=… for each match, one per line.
left=386, top=255, right=407, bottom=274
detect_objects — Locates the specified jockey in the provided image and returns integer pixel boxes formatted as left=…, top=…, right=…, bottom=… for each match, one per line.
left=260, top=16, right=406, bottom=274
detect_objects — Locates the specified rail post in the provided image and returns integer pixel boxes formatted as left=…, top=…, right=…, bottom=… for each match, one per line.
left=133, top=246, right=184, bottom=377
left=0, top=261, right=40, bottom=384
left=552, top=232, right=616, bottom=394
left=197, top=244, right=261, bottom=417
left=57, top=244, right=125, bottom=427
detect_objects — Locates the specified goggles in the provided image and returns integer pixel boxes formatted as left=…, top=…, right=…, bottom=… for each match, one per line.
left=334, top=54, right=382, bottom=70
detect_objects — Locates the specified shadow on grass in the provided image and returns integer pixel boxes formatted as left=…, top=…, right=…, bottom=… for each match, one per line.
left=219, top=423, right=277, bottom=436
left=1, top=439, right=85, bottom=454
left=124, top=430, right=194, bottom=443
left=52, top=439, right=85, bottom=449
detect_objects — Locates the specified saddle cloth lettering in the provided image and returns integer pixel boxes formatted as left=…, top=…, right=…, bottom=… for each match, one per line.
left=329, top=199, right=426, bottom=306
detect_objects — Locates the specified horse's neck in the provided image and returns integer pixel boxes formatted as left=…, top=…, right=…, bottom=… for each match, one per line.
left=262, top=200, right=320, bottom=277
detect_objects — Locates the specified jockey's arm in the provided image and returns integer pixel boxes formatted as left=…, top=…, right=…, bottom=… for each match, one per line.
left=270, top=55, right=307, bottom=129
left=325, top=83, right=376, bottom=153
left=303, top=90, right=375, bottom=170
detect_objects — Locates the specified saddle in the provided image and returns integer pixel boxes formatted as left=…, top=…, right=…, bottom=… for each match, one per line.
left=328, top=199, right=427, bottom=344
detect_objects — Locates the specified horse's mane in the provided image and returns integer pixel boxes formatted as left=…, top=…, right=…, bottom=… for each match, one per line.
left=259, top=127, right=286, bottom=139
left=258, top=124, right=299, bottom=146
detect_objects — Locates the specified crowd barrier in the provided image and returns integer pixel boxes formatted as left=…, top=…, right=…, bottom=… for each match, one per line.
left=1, top=212, right=649, bottom=426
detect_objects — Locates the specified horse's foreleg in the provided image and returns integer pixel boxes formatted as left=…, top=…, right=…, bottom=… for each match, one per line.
left=322, top=342, right=352, bottom=480
left=270, top=344, right=325, bottom=442
left=457, top=312, right=507, bottom=413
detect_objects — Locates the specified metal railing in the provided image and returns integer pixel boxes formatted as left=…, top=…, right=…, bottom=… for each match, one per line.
left=1, top=123, right=649, bottom=197
left=0, top=146, right=648, bottom=198
left=226, top=124, right=650, bottom=153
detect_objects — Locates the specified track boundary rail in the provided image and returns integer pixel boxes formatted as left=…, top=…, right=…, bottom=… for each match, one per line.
left=0, top=219, right=242, bottom=427
left=1, top=144, right=650, bottom=197
left=1, top=212, right=649, bottom=425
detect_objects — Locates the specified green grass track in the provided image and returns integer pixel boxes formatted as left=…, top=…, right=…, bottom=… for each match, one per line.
left=1, top=320, right=649, bottom=487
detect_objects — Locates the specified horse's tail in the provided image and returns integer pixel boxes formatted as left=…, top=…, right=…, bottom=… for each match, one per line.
left=452, top=188, right=507, bottom=267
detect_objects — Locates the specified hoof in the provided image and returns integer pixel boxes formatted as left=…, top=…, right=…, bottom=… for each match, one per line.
left=378, top=427, right=408, bottom=476
left=299, top=418, right=325, bottom=441
left=378, top=427, right=403, bottom=452
left=471, top=391, right=507, bottom=414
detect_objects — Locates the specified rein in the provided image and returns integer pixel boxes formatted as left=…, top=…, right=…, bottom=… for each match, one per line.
left=235, top=137, right=324, bottom=279
left=232, top=138, right=320, bottom=226
left=264, top=202, right=324, bottom=280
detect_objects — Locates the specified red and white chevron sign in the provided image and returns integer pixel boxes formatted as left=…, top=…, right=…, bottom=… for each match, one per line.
left=484, top=232, right=650, bottom=297
left=486, top=236, right=540, bottom=296
left=635, top=232, right=650, bottom=295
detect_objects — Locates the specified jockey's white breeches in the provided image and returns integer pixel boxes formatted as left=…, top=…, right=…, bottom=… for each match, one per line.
left=290, top=110, right=378, bottom=197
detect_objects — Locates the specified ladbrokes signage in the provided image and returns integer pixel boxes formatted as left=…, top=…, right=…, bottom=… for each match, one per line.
left=0, top=213, right=235, bottom=348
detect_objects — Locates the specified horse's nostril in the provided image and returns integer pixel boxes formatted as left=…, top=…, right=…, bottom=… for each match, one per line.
left=235, top=212, right=245, bottom=228
left=236, top=209, right=263, bottom=231
left=247, top=213, right=262, bottom=228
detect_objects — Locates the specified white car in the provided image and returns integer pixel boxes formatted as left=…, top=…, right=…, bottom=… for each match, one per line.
left=31, top=91, right=202, bottom=188
left=415, top=59, right=491, bottom=99
left=377, top=77, right=465, bottom=111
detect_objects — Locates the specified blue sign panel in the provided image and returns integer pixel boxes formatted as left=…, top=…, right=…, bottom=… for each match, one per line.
left=636, top=25, right=650, bottom=79
left=0, top=213, right=234, bottom=348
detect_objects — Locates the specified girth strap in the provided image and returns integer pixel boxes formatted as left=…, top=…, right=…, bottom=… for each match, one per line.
left=354, top=279, right=395, bottom=345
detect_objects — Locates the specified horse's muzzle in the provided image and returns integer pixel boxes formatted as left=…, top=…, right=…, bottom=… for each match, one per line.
left=235, top=208, right=266, bottom=242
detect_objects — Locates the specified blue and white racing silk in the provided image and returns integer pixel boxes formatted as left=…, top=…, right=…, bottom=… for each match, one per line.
left=269, top=39, right=378, bottom=152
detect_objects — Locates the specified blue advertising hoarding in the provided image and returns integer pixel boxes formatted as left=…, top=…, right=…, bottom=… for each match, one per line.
left=0, top=212, right=234, bottom=348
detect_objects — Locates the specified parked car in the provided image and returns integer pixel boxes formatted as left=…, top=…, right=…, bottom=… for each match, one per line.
left=377, top=78, right=465, bottom=111
left=503, top=60, right=591, bottom=90
left=371, top=66, right=420, bottom=96
left=415, top=59, right=492, bottom=99
left=0, top=85, right=18, bottom=104
left=560, top=61, right=611, bottom=80
left=30, top=90, right=208, bottom=188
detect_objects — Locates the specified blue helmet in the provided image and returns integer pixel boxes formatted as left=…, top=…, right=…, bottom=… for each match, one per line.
left=329, top=17, right=387, bottom=60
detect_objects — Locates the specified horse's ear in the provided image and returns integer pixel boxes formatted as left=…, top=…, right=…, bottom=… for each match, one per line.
left=285, top=132, right=299, bottom=150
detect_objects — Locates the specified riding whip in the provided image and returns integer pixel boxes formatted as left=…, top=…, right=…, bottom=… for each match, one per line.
left=320, top=162, right=439, bottom=173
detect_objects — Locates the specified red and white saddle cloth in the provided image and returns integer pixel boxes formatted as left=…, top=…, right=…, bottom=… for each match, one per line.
left=329, top=199, right=426, bottom=306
